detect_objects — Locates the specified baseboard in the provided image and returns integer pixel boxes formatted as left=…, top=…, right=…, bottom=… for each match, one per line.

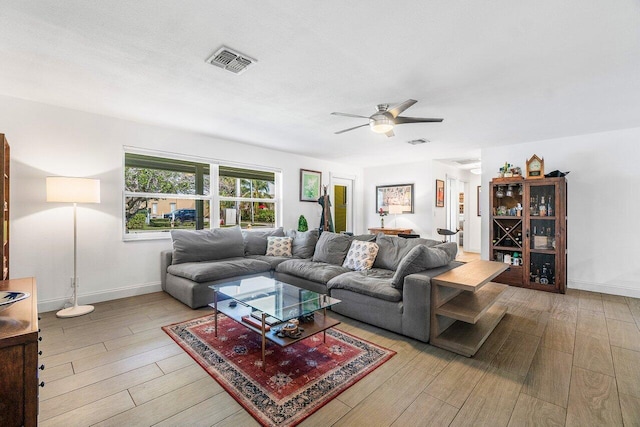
left=569, top=279, right=640, bottom=299
left=38, top=281, right=163, bottom=313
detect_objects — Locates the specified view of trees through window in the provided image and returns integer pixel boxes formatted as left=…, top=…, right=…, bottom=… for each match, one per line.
left=124, top=152, right=277, bottom=235
left=219, top=167, right=276, bottom=229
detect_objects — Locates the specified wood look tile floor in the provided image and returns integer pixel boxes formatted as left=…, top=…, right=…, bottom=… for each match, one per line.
left=37, top=287, right=640, bottom=426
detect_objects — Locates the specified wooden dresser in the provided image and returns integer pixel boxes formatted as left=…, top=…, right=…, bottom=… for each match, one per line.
left=368, top=227, right=413, bottom=236
left=0, top=277, right=39, bottom=427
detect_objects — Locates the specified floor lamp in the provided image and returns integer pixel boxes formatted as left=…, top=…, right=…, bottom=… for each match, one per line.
left=46, top=177, right=101, bottom=318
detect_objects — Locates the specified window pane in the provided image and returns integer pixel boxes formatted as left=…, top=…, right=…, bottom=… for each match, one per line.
left=219, top=176, right=237, bottom=197
left=219, top=201, right=275, bottom=229
left=125, top=197, right=210, bottom=233
left=124, top=153, right=210, bottom=195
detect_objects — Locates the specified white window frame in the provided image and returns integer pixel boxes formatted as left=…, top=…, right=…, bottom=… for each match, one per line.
left=123, top=147, right=281, bottom=241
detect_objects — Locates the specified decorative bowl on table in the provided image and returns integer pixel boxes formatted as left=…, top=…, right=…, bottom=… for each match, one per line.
left=0, top=291, right=31, bottom=313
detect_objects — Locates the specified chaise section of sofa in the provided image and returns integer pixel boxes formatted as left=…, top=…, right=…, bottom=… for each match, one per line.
left=161, top=227, right=320, bottom=308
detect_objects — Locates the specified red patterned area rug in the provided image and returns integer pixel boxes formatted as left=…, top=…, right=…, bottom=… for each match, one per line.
left=163, top=314, right=395, bottom=426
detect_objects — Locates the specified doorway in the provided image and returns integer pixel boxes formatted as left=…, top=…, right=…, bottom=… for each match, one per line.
left=446, top=177, right=468, bottom=248
left=331, top=175, right=354, bottom=234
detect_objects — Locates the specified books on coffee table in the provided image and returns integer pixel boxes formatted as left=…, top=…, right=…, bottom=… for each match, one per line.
left=250, top=310, right=281, bottom=326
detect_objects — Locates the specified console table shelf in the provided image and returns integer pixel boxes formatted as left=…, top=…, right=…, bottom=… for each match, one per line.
left=433, top=304, right=507, bottom=357
left=430, top=260, right=508, bottom=357
left=435, top=282, right=507, bottom=324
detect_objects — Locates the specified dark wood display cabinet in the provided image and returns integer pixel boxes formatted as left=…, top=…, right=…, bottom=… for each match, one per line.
left=490, top=177, right=567, bottom=293
left=0, top=277, right=40, bottom=427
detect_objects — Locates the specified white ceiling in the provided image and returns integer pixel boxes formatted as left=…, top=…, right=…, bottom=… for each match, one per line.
left=1, top=1, right=639, bottom=166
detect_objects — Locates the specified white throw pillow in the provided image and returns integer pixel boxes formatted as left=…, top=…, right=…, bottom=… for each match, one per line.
left=265, top=236, right=293, bottom=257
left=342, top=241, right=379, bottom=271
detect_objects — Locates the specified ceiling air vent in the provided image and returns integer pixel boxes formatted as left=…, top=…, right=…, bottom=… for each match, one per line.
left=407, top=138, right=429, bottom=145
left=206, top=46, right=257, bottom=75
left=453, top=158, right=481, bottom=165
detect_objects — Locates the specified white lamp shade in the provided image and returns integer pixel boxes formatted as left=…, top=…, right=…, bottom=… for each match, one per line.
left=46, top=177, right=101, bottom=203
left=389, top=205, right=404, bottom=215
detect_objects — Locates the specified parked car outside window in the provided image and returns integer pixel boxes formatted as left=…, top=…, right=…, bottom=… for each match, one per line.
left=164, top=209, right=196, bottom=222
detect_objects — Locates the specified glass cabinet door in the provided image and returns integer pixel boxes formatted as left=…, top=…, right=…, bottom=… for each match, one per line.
left=526, top=183, right=558, bottom=289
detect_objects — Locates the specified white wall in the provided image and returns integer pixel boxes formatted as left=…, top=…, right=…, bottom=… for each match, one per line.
left=0, top=95, right=363, bottom=312
left=362, top=159, right=481, bottom=249
left=481, top=127, right=640, bottom=298
left=363, top=161, right=435, bottom=238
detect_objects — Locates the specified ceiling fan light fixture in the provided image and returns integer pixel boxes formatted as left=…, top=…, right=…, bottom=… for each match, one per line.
left=370, top=117, right=394, bottom=134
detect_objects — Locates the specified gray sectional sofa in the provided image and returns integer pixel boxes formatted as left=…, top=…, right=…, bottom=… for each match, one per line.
left=160, top=226, right=461, bottom=342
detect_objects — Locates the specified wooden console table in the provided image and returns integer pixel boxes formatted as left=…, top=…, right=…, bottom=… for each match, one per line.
left=430, top=261, right=508, bottom=357
left=368, top=227, right=413, bottom=236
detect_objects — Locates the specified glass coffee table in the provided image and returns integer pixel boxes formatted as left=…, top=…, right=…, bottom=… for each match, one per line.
left=209, top=276, right=341, bottom=370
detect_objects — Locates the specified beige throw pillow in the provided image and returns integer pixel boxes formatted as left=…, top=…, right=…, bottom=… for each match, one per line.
left=342, top=241, right=379, bottom=271
left=265, top=236, right=293, bottom=257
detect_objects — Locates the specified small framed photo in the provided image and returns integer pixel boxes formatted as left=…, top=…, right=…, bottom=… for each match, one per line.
left=300, top=169, right=322, bottom=202
left=435, top=179, right=445, bottom=207
left=376, top=184, right=414, bottom=214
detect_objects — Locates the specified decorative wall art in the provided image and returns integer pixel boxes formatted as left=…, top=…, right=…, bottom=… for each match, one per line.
left=375, top=184, right=414, bottom=213
left=300, top=169, right=321, bottom=202
left=435, top=179, right=445, bottom=207
left=477, top=186, right=482, bottom=216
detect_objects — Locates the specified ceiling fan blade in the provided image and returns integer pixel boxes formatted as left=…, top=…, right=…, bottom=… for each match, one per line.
left=334, top=123, right=369, bottom=134
left=331, top=112, right=370, bottom=119
left=385, top=129, right=395, bottom=138
left=394, top=116, right=444, bottom=124
left=387, top=99, right=417, bottom=118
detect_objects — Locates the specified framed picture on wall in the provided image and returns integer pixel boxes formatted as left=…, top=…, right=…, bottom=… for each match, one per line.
left=376, top=183, right=414, bottom=213
left=300, top=169, right=322, bottom=202
left=477, top=186, right=482, bottom=216
left=435, top=179, right=445, bottom=207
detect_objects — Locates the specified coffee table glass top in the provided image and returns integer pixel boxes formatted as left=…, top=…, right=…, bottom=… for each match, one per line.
left=211, top=277, right=340, bottom=322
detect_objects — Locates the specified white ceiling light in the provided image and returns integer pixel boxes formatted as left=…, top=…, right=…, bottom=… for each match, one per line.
left=470, top=168, right=482, bottom=175
left=369, top=115, right=394, bottom=134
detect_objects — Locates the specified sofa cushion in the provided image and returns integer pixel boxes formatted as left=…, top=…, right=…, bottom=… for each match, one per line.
left=246, top=255, right=292, bottom=269
left=342, top=241, right=379, bottom=271
left=312, top=232, right=352, bottom=265
left=352, top=234, right=377, bottom=242
left=285, top=229, right=319, bottom=258
left=391, top=242, right=458, bottom=289
left=327, top=269, right=401, bottom=302
left=171, top=227, right=244, bottom=264
left=265, top=236, right=293, bottom=257
left=276, top=258, right=351, bottom=283
left=167, top=257, right=271, bottom=282
left=242, top=227, right=284, bottom=255
left=373, top=234, right=439, bottom=271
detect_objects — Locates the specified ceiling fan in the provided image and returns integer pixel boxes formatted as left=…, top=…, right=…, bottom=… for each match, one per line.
left=331, top=99, right=443, bottom=137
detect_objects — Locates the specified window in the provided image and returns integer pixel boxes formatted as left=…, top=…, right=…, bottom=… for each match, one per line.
left=219, top=166, right=276, bottom=228
left=124, top=149, right=279, bottom=239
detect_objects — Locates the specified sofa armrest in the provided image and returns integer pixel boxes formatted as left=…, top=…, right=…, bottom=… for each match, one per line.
left=161, top=250, right=173, bottom=290
left=401, top=262, right=463, bottom=342
left=401, top=272, right=433, bottom=342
